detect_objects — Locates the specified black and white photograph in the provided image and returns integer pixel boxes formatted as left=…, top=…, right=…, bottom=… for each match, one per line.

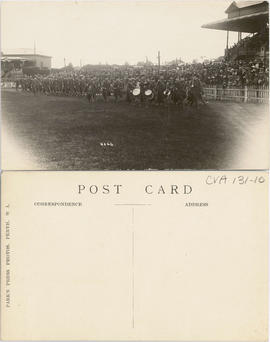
left=1, top=0, right=269, bottom=170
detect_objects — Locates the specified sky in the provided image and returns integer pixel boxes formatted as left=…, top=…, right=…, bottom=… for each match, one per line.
left=1, top=0, right=240, bottom=68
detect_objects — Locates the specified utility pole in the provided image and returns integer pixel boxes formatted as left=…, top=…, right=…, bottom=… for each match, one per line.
left=64, top=58, right=66, bottom=67
left=34, top=40, right=36, bottom=55
left=157, top=51, right=160, bottom=75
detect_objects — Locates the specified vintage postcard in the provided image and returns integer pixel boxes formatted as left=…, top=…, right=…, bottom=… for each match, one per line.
left=1, top=0, right=269, bottom=170
left=1, top=170, right=268, bottom=340
left=1, top=1, right=269, bottom=341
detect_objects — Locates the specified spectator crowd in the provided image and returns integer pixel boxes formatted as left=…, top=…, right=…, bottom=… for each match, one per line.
left=13, top=57, right=268, bottom=104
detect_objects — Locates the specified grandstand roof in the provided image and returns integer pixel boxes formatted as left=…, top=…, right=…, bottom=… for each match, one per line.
left=225, top=1, right=267, bottom=13
left=202, top=0, right=268, bottom=33
left=1, top=56, right=28, bottom=61
left=202, top=10, right=268, bottom=32
left=3, top=53, right=52, bottom=59
left=2, top=48, right=51, bottom=58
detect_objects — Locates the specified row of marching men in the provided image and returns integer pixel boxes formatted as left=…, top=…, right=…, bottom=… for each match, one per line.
left=16, top=75, right=205, bottom=106
left=86, top=77, right=203, bottom=106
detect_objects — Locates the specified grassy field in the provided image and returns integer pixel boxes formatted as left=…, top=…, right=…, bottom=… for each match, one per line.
left=1, top=90, right=268, bottom=170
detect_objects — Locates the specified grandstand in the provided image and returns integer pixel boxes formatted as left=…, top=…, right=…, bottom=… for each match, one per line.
left=202, top=0, right=269, bottom=61
left=1, top=48, right=51, bottom=79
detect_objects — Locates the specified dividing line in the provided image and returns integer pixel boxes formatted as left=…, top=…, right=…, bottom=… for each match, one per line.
left=115, top=204, right=152, bottom=328
left=131, top=207, right=135, bottom=329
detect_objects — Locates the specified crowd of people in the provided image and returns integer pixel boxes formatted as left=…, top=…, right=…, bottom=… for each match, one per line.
left=227, top=30, right=269, bottom=61
left=12, top=56, right=269, bottom=106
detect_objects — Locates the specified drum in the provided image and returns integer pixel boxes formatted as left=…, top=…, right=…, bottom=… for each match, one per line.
left=164, top=89, right=171, bottom=96
left=132, top=88, right=140, bottom=96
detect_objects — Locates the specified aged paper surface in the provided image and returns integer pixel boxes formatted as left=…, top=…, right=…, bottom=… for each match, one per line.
left=1, top=0, right=269, bottom=341
left=1, top=171, right=268, bottom=341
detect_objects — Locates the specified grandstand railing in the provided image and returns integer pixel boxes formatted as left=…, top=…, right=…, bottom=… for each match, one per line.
left=1, top=80, right=16, bottom=88
left=203, top=85, right=269, bottom=104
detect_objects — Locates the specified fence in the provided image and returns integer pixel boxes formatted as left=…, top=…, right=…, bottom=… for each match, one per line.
left=1, top=80, right=16, bottom=89
left=203, top=85, right=269, bottom=104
